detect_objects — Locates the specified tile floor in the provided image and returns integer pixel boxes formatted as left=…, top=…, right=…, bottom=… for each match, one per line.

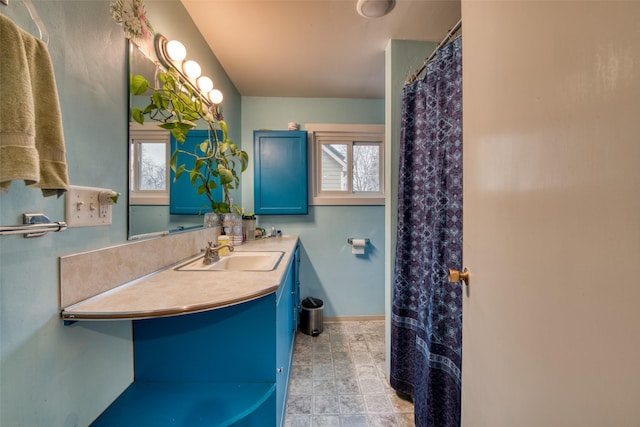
left=284, top=320, right=415, bottom=427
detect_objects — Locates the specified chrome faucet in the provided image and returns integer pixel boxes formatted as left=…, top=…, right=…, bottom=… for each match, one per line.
left=203, top=241, right=234, bottom=265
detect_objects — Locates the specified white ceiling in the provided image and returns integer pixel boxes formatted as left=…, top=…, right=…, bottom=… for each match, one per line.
left=181, top=0, right=461, bottom=99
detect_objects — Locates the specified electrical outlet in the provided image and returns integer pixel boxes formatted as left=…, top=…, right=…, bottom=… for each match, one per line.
left=65, top=185, right=115, bottom=227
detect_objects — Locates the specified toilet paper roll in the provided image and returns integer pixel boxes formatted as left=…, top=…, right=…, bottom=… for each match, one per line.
left=351, top=238, right=366, bottom=255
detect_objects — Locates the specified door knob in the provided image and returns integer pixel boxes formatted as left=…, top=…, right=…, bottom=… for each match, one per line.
left=448, top=267, right=470, bottom=286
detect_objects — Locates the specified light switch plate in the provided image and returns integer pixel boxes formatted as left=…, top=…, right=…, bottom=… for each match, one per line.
left=65, top=185, right=113, bottom=227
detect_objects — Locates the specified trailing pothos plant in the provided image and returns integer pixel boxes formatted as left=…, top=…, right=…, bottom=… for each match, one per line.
left=129, top=69, right=248, bottom=216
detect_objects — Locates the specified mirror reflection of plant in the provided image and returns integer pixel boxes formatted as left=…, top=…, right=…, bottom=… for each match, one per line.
left=130, top=69, right=248, bottom=215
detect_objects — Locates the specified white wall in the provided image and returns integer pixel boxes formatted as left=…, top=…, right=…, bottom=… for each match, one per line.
left=462, top=1, right=640, bottom=425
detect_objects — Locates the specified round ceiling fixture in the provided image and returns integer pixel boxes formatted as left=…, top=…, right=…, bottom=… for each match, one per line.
left=356, top=0, right=395, bottom=18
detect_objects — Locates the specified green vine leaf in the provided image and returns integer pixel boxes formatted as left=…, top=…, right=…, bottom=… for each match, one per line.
left=131, top=108, right=144, bottom=124
left=130, top=74, right=149, bottom=95
left=218, top=166, right=233, bottom=185
left=199, top=141, right=209, bottom=154
left=238, top=151, right=249, bottom=172
left=189, top=169, right=199, bottom=185
left=175, top=164, right=185, bottom=179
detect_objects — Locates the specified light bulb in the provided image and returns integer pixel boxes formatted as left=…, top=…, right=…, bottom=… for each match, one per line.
left=182, top=60, right=201, bottom=79
left=166, top=40, right=186, bottom=61
left=209, top=89, right=223, bottom=104
left=197, top=76, right=214, bottom=93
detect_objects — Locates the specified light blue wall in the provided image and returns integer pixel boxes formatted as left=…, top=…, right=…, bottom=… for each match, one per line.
left=241, top=97, right=385, bottom=317
left=0, top=1, right=240, bottom=426
left=1, top=2, right=131, bottom=426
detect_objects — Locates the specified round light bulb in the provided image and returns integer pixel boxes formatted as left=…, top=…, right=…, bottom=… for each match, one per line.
left=209, top=89, right=223, bottom=104
left=165, top=40, right=186, bottom=61
left=197, top=76, right=214, bottom=93
left=182, top=60, right=201, bottom=79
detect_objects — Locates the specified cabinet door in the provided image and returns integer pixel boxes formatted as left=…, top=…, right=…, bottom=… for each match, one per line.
left=293, top=245, right=300, bottom=333
left=254, top=131, right=308, bottom=215
left=170, top=130, right=222, bottom=214
left=276, top=263, right=295, bottom=426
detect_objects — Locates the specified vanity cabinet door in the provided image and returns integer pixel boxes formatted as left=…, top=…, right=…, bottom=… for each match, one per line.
left=254, top=130, right=308, bottom=215
left=293, top=245, right=300, bottom=333
left=275, top=258, right=296, bottom=426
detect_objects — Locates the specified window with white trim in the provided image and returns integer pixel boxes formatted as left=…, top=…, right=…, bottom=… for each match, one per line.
left=308, top=124, right=384, bottom=205
left=129, top=127, right=170, bottom=205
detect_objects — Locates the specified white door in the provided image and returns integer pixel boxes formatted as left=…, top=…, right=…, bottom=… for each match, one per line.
left=461, top=2, right=640, bottom=426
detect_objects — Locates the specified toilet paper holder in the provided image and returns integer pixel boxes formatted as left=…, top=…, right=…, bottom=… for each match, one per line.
left=347, top=238, right=370, bottom=245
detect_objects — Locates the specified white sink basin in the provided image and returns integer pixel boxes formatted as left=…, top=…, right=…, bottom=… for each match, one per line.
left=177, top=251, right=284, bottom=271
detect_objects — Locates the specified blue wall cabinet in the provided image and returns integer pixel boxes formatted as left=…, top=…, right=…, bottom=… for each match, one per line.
left=91, top=245, right=300, bottom=427
left=170, top=130, right=223, bottom=214
left=254, top=130, right=308, bottom=215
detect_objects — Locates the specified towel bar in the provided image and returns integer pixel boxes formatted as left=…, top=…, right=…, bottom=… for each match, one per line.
left=0, top=213, right=67, bottom=238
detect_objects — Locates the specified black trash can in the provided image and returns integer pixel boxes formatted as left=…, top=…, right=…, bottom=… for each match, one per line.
left=300, top=297, right=324, bottom=336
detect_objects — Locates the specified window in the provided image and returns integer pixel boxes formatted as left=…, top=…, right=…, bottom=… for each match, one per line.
left=129, top=127, right=170, bottom=205
left=308, top=124, right=384, bottom=205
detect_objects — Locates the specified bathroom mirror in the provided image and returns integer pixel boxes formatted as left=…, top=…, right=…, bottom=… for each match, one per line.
left=127, top=41, right=204, bottom=239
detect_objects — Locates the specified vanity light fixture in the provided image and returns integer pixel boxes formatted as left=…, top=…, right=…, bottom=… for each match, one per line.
left=165, top=40, right=186, bottom=62
left=209, top=89, right=223, bottom=105
left=154, top=33, right=223, bottom=106
left=182, top=60, right=202, bottom=80
left=356, top=0, right=395, bottom=18
left=197, top=76, right=214, bottom=93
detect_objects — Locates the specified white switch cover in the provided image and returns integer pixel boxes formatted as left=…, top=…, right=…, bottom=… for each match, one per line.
left=65, top=185, right=113, bottom=227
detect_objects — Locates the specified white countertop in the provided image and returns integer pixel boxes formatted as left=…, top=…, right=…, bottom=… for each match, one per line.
left=61, top=236, right=299, bottom=321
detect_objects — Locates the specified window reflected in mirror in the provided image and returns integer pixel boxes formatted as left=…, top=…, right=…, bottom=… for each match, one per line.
left=129, top=128, right=169, bottom=205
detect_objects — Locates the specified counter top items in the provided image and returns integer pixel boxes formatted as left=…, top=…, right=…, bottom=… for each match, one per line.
left=242, top=214, right=256, bottom=241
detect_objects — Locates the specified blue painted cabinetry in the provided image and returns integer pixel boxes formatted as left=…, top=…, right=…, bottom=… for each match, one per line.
left=91, top=246, right=300, bottom=427
left=170, top=130, right=223, bottom=214
left=254, top=131, right=308, bottom=215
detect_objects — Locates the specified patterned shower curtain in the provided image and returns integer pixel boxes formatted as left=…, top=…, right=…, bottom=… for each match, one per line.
left=390, top=36, right=462, bottom=427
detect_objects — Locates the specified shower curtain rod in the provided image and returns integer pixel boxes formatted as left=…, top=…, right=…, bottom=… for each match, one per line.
left=406, top=18, right=462, bottom=84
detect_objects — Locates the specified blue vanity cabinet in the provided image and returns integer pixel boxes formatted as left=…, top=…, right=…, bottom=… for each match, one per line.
left=91, top=244, right=300, bottom=427
left=276, top=258, right=295, bottom=426
left=292, top=245, right=301, bottom=332
left=254, top=130, right=308, bottom=215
